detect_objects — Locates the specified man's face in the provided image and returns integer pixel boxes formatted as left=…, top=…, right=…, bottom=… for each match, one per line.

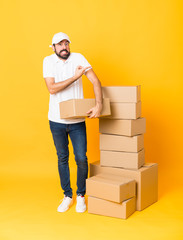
left=53, top=39, right=70, bottom=60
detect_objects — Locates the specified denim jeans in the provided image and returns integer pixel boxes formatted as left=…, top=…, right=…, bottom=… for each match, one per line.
left=49, top=120, right=88, bottom=198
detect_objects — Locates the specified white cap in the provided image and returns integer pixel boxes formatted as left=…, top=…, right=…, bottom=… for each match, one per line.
left=49, top=32, right=71, bottom=47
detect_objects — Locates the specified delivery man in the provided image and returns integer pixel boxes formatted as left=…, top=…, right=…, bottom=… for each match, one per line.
left=43, top=32, right=103, bottom=213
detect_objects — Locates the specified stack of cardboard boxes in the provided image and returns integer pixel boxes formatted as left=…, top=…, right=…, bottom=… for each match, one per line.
left=86, top=86, right=158, bottom=219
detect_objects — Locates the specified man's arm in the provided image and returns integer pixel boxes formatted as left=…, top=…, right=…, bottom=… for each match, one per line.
left=44, top=66, right=91, bottom=94
left=85, top=69, right=103, bottom=118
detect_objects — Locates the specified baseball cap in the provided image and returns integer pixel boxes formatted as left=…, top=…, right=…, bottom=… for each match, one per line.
left=49, top=32, right=71, bottom=47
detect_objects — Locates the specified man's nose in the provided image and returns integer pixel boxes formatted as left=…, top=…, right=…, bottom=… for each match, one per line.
left=62, top=44, right=67, bottom=49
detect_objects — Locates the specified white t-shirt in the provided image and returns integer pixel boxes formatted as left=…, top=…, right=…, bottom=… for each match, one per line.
left=43, top=52, right=92, bottom=124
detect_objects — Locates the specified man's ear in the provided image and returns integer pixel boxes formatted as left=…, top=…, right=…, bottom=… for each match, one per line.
left=51, top=45, right=55, bottom=51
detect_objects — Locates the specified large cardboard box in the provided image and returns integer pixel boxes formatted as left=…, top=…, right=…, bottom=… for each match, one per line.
left=99, top=118, right=146, bottom=137
left=100, top=134, right=144, bottom=152
left=88, top=196, right=136, bottom=219
left=86, top=173, right=136, bottom=203
left=100, top=149, right=145, bottom=169
left=103, top=102, right=141, bottom=119
left=59, top=98, right=111, bottom=119
left=89, top=161, right=158, bottom=211
left=102, top=86, right=141, bottom=103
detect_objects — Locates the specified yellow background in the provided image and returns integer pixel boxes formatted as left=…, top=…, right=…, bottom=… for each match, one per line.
left=1, top=0, right=183, bottom=239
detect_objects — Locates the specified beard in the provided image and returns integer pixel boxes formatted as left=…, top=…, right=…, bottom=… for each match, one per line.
left=55, top=49, right=70, bottom=60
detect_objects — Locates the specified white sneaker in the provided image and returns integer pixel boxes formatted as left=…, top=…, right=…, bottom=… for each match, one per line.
left=76, top=195, right=86, bottom=213
left=57, top=195, right=73, bottom=212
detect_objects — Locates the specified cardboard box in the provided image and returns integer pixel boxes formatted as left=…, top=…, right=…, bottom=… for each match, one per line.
left=89, top=161, right=158, bottom=211
left=99, top=118, right=146, bottom=137
left=102, top=86, right=141, bottom=103
left=88, top=196, right=136, bottom=219
left=59, top=98, right=111, bottom=119
left=86, top=173, right=136, bottom=203
left=100, top=149, right=145, bottom=169
left=100, top=134, right=144, bottom=152
left=103, top=102, right=141, bottom=119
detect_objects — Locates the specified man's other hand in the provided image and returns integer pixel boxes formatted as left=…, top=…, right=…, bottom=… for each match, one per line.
left=86, top=103, right=103, bottom=118
left=74, top=66, right=91, bottom=80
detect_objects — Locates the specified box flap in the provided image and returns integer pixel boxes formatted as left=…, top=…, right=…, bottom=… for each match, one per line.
left=143, top=163, right=158, bottom=168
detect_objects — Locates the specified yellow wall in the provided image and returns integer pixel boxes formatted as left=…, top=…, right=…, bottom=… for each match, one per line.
left=1, top=0, right=183, bottom=196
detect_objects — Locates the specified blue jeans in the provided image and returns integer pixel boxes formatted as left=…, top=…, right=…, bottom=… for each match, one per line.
left=49, top=120, right=88, bottom=198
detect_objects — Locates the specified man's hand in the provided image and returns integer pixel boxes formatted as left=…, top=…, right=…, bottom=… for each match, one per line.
left=86, top=103, right=103, bottom=118
left=74, top=66, right=91, bottom=80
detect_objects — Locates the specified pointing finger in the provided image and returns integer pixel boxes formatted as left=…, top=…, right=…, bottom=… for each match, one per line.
left=84, top=66, right=91, bottom=70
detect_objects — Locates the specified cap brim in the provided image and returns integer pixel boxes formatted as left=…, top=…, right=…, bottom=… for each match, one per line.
left=49, top=39, right=71, bottom=47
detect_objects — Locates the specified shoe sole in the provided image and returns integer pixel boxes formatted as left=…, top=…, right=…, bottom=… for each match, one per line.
left=57, top=208, right=69, bottom=213
left=76, top=207, right=86, bottom=213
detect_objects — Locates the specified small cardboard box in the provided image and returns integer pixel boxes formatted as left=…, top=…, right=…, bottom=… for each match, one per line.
left=100, top=149, right=145, bottom=169
left=103, top=102, right=141, bottom=119
left=99, top=118, right=146, bottom=137
left=59, top=98, right=111, bottom=119
left=88, top=196, right=136, bottom=219
left=89, top=161, right=158, bottom=211
left=86, top=173, right=136, bottom=203
left=102, top=86, right=141, bottom=103
left=100, top=134, right=144, bottom=152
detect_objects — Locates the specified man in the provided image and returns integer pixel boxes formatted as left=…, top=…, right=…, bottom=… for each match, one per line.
left=43, top=32, right=103, bottom=213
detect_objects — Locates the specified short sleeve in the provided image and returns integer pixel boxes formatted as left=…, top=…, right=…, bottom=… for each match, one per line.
left=79, top=54, right=92, bottom=74
left=43, top=57, right=54, bottom=78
